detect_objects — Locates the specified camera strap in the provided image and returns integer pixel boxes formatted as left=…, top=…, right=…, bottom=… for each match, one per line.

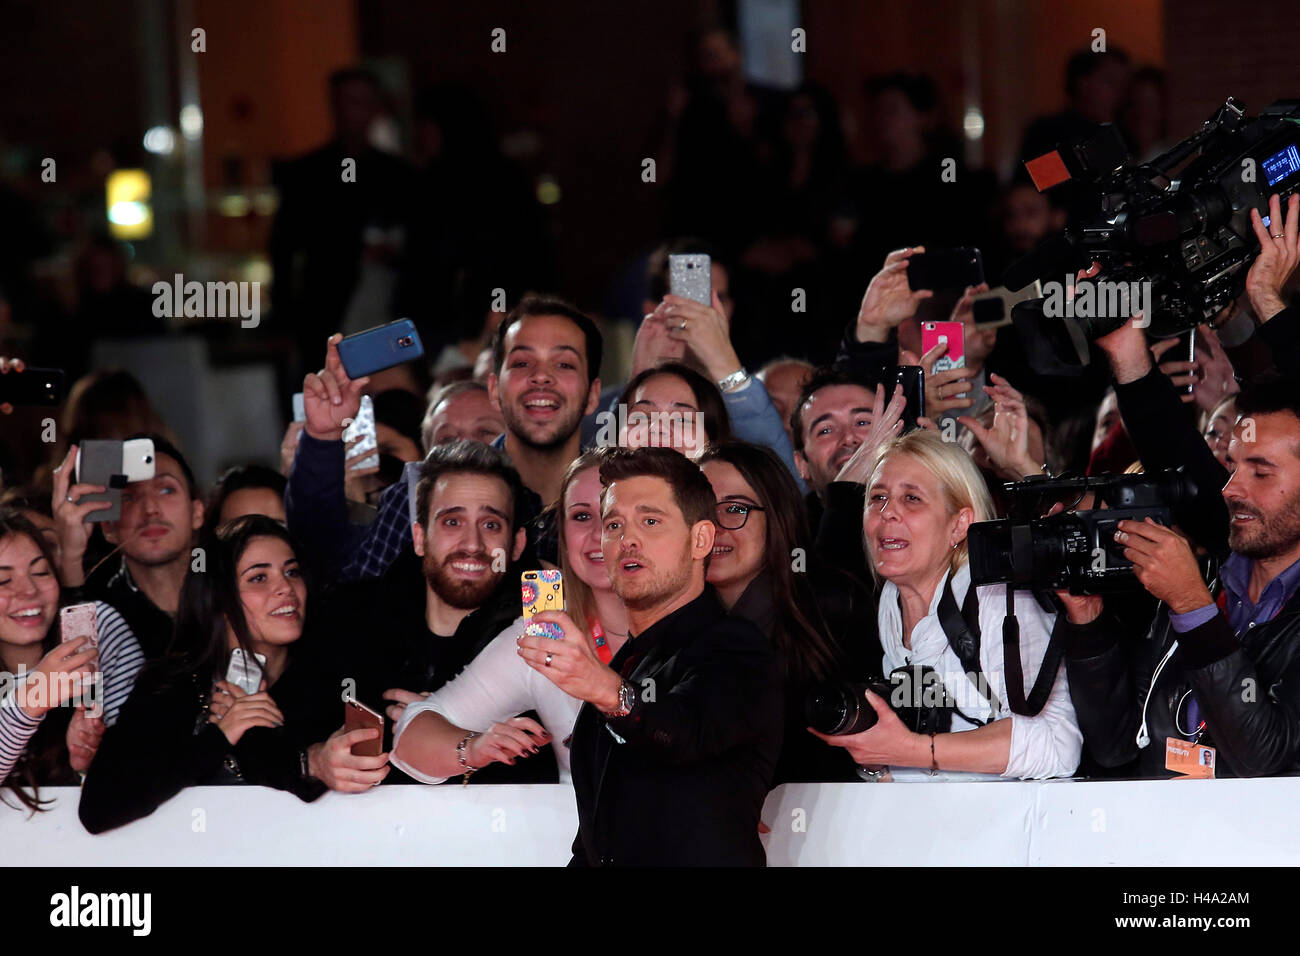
left=937, top=578, right=999, bottom=718
left=1000, top=588, right=1068, bottom=717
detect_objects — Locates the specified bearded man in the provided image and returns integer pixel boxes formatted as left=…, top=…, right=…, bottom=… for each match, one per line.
left=307, top=440, right=532, bottom=786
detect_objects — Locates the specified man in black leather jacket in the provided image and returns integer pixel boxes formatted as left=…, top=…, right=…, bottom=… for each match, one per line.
left=1062, top=192, right=1300, bottom=778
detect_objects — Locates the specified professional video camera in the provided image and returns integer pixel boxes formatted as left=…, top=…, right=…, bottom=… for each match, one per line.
left=1005, top=97, right=1300, bottom=371
left=966, top=469, right=1199, bottom=595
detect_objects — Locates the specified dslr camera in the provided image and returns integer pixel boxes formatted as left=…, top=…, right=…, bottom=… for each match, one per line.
left=806, top=666, right=965, bottom=737
left=966, top=469, right=1198, bottom=595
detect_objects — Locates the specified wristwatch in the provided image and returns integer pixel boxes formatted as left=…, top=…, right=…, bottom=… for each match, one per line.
left=716, top=368, right=751, bottom=394
left=602, top=680, right=635, bottom=719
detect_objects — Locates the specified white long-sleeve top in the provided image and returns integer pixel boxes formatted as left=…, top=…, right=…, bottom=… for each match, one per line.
left=0, top=601, right=144, bottom=783
left=877, top=564, right=1082, bottom=781
left=391, top=615, right=583, bottom=785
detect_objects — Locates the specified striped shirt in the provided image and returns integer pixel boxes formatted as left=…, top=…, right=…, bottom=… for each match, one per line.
left=0, top=601, right=145, bottom=783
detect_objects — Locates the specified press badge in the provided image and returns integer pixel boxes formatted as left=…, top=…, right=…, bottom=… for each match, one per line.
left=1165, top=737, right=1216, bottom=778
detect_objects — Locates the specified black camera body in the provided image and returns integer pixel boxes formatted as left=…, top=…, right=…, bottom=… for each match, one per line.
left=966, top=469, right=1198, bottom=595
left=1008, top=98, right=1300, bottom=370
left=805, top=666, right=963, bottom=737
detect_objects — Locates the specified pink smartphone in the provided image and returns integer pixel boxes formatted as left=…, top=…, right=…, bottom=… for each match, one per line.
left=59, top=603, right=98, bottom=647
left=922, top=321, right=966, bottom=375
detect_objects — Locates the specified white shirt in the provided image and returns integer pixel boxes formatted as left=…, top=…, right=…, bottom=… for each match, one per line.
left=877, top=564, right=1082, bottom=781
left=390, top=616, right=583, bottom=784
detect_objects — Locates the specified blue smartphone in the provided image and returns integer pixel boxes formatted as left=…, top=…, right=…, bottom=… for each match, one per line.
left=337, top=319, right=424, bottom=378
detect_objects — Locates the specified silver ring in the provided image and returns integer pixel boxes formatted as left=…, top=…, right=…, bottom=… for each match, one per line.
left=678, top=320, right=687, bottom=330
left=545, top=653, right=553, bottom=667
left=65, top=494, right=75, bottom=502
left=1274, top=233, right=1286, bottom=239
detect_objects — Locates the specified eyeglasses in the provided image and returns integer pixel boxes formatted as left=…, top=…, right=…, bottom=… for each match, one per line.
left=715, top=500, right=766, bottom=530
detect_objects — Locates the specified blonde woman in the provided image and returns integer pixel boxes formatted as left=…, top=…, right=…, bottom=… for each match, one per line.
left=813, top=430, right=1083, bottom=781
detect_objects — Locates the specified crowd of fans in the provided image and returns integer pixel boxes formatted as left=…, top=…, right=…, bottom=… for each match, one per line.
left=3, top=38, right=1300, bottom=866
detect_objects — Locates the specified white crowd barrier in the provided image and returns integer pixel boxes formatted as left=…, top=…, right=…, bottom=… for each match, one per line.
left=6, top=778, right=1298, bottom=865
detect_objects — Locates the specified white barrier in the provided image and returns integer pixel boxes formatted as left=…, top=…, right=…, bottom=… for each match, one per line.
left=6, top=778, right=1298, bottom=865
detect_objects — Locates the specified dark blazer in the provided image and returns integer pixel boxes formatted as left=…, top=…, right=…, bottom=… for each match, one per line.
left=568, top=588, right=784, bottom=866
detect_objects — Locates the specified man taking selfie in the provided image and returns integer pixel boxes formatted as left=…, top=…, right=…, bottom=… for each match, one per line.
left=517, top=446, right=783, bottom=866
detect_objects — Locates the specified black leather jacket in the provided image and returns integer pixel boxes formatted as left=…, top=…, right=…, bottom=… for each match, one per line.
left=1065, top=582, right=1300, bottom=778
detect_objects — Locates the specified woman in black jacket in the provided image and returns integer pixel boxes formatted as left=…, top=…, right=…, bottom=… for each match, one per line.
left=79, top=516, right=340, bottom=833
left=696, top=440, right=881, bottom=782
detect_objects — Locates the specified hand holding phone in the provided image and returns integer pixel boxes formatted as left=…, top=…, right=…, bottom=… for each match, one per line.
left=302, top=333, right=371, bottom=442
left=344, top=697, right=385, bottom=757
left=73, top=439, right=156, bottom=523
left=922, top=321, right=966, bottom=375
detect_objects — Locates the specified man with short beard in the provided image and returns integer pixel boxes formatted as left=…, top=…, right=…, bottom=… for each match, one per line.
left=518, top=447, right=783, bottom=865
left=1064, top=381, right=1300, bottom=777
left=306, top=440, right=546, bottom=787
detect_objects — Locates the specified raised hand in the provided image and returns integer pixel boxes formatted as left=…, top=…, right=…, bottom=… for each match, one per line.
left=836, top=383, right=906, bottom=484
left=1247, top=192, right=1300, bottom=322
left=302, top=334, right=371, bottom=442
left=856, top=247, right=934, bottom=343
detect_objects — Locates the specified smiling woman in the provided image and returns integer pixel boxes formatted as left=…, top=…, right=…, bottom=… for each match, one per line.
left=0, top=509, right=144, bottom=813
left=78, top=515, right=339, bottom=834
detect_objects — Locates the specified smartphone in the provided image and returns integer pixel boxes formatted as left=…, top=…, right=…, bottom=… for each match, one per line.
left=521, top=569, right=565, bottom=640
left=906, top=248, right=985, bottom=292
left=337, top=319, right=424, bottom=379
left=59, top=602, right=99, bottom=647
left=922, top=321, right=966, bottom=375
left=972, top=281, right=1042, bottom=328
left=668, top=253, right=712, bottom=306
left=291, top=392, right=306, bottom=423
left=344, top=697, right=384, bottom=757
left=341, top=394, right=379, bottom=471
left=895, top=366, right=925, bottom=433
left=74, top=438, right=157, bottom=523
left=225, top=647, right=267, bottom=696
left=0, top=367, right=65, bottom=406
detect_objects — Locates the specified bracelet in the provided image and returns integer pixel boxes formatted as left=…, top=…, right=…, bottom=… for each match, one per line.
left=929, top=733, right=939, bottom=776
left=716, top=368, right=750, bottom=394
left=457, top=731, right=481, bottom=787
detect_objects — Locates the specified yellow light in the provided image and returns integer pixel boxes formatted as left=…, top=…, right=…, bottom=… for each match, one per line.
left=106, top=169, right=153, bottom=239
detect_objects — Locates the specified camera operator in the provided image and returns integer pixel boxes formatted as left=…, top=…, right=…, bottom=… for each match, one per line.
left=1063, top=380, right=1300, bottom=777
left=815, top=430, right=1082, bottom=780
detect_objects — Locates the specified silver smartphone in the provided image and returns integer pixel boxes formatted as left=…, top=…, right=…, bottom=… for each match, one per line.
left=225, top=648, right=267, bottom=695
left=341, top=394, right=379, bottom=471
left=73, top=438, right=157, bottom=523
left=668, top=253, right=711, bottom=306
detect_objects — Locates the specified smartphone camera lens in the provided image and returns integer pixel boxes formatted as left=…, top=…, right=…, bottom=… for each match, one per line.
left=145, top=455, right=154, bottom=464
left=398, top=335, right=413, bottom=347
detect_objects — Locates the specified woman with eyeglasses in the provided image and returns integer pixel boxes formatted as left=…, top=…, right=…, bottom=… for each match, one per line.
left=696, top=441, right=879, bottom=782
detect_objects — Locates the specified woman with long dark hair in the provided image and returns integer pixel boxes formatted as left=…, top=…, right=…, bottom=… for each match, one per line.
left=78, top=515, right=341, bottom=832
left=695, top=441, right=879, bottom=782
left=0, top=509, right=144, bottom=812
